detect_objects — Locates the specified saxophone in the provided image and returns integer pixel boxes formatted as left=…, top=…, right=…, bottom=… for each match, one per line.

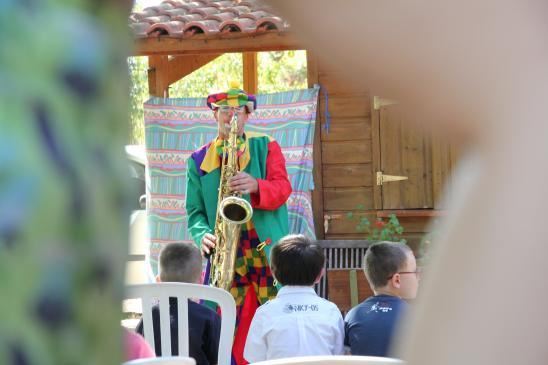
left=209, top=111, right=253, bottom=292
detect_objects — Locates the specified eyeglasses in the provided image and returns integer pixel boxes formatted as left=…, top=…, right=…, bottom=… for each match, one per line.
left=387, top=268, right=421, bottom=279
left=217, top=106, right=247, bottom=115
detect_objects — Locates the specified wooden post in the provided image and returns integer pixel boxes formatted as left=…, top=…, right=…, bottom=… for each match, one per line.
left=148, top=55, right=170, bottom=98
left=307, top=50, right=325, bottom=239
left=243, top=52, right=258, bottom=94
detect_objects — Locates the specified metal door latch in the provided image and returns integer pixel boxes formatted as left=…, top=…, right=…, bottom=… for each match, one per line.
left=376, top=171, right=408, bottom=186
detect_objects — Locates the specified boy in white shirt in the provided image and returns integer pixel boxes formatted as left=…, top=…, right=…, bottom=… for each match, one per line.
left=244, top=234, right=345, bottom=362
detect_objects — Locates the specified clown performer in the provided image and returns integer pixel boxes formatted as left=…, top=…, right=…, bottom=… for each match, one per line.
left=185, top=81, right=292, bottom=364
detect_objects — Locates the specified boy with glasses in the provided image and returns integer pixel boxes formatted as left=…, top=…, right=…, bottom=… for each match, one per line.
left=344, top=241, right=420, bottom=357
left=185, top=81, right=292, bottom=364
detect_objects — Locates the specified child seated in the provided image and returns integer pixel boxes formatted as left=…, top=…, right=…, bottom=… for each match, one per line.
left=135, top=242, right=220, bottom=365
left=344, top=241, right=420, bottom=357
left=244, top=234, right=344, bottom=362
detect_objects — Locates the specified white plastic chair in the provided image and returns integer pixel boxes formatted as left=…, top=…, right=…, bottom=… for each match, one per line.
left=124, top=283, right=236, bottom=365
left=123, top=356, right=196, bottom=365
left=251, top=355, right=405, bottom=365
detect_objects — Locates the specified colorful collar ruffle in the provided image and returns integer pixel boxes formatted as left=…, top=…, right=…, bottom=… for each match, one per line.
left=200, top=135, right=250, bottom=173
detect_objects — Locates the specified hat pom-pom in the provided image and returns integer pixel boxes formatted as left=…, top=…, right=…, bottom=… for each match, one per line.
left=229, top=80, right=240, bottom=89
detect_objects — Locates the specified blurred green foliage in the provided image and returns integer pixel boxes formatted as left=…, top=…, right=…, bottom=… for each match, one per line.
left=1, top=1, right=130, bottom=364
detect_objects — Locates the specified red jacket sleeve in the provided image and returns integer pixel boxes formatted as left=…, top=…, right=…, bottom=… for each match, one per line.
left=250, top=140, right=292, bottom=210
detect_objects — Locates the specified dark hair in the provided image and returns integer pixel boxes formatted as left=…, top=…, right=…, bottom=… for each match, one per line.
left=270, top=234, right=325, bottom=286
left=364, top=241, right=412, bottom=289
left=159, top=242, right=202, bottom=283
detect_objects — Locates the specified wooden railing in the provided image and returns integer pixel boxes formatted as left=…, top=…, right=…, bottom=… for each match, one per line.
left=315, top=240, right=374, bottom=313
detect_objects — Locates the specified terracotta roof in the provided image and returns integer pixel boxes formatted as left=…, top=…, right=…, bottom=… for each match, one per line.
left=129, top=0, right=289, bottom=39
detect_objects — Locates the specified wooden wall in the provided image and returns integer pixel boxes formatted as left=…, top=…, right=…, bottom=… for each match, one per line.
left=307, top=53, right=458, bottom=253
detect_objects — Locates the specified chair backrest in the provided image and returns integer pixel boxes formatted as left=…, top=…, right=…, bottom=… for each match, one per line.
left=122, top=356, right=196, bottom=365
left=124, top=283, right=236, bottom=365
left=251, top=355, right=405, bottom=365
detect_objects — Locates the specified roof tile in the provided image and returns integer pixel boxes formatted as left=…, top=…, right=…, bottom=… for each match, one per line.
left=219, top=18, right=257, bottom=33
left=133, top=8, right=160, bottom=21
left=236, top=1, right=259, bottom=9
left=148, top=20, right=186, bottom=37
left=176, top=2, right=206, bottom=11
left=130, top=0, right=288, bottom=39
left=222, top=5, right=251, bottom=16
left=159, top=8, right=188, bottom=17
left=205, top=11, right=237, bottom=23
left=208, top=1, right=234, bottom=9
left=256, top=16, right=285, bottom=31
left=183, top=19, right=221, bottom=35
left=189, top=6, right=219, bottom=17
left=129, top=13, right=140, bottom=23
left=173, top=13, right=203, bottom=22
left=237, top=1, right=272, bottom=11
left=162, top=0, right=186, bottom=6
left=239, top=10, right=270, bottom=21
left=129, top=22, right=152, bottom=37
left=141, top=15, right=171, bottom=25
left=157, top=2, right=175, bottom=10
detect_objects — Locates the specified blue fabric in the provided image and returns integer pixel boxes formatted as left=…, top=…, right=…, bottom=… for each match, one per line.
left=344, top=295, right=408, bottom=357
left=319, top=83, right=331, bottom=133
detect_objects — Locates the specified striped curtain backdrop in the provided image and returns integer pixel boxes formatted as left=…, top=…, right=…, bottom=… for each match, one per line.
left=144, top=86, right=320, bottom=275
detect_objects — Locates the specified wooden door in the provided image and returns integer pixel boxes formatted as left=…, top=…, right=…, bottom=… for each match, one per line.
left=372, top=98, right=434, bottom=209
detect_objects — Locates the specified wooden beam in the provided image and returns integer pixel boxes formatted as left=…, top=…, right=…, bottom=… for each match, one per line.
left=148, top=55, right=170, bottom=98
left=134, top=32, right=302, bottom=56
left=376, top=209, right=448, bottom=218
left=371, top=99, right=382, bottom=210
left=316, top=240, right=372, bottom=248
left=167, top=54, right=221, bottom=85
left=307, top=50, right=325, bottom=239
left=147, top=58, right=157, bottom=97
left=243, top=52, right=258, bottom=94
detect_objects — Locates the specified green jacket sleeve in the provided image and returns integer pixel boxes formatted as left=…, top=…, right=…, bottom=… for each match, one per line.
left=185, top=157, right=212, bottom=247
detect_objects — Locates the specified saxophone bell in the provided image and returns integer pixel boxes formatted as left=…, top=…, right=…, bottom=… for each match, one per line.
left=219, top=196, right=253, bottom=224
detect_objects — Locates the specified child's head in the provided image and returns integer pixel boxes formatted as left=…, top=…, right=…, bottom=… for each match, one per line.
left=270, top=234, right=325, bottom=286
left=158, top=242, right=202, bottom=284
left=364, top=241, right=419, bottom=299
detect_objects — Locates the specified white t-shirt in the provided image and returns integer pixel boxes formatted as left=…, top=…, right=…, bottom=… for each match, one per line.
left=244, top=286, right=345, bottom=362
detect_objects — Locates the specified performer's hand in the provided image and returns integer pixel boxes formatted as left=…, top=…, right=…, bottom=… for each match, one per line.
left=201, top=233, right=217, bottom=256
left=229, top=172, right=258, bottom=194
